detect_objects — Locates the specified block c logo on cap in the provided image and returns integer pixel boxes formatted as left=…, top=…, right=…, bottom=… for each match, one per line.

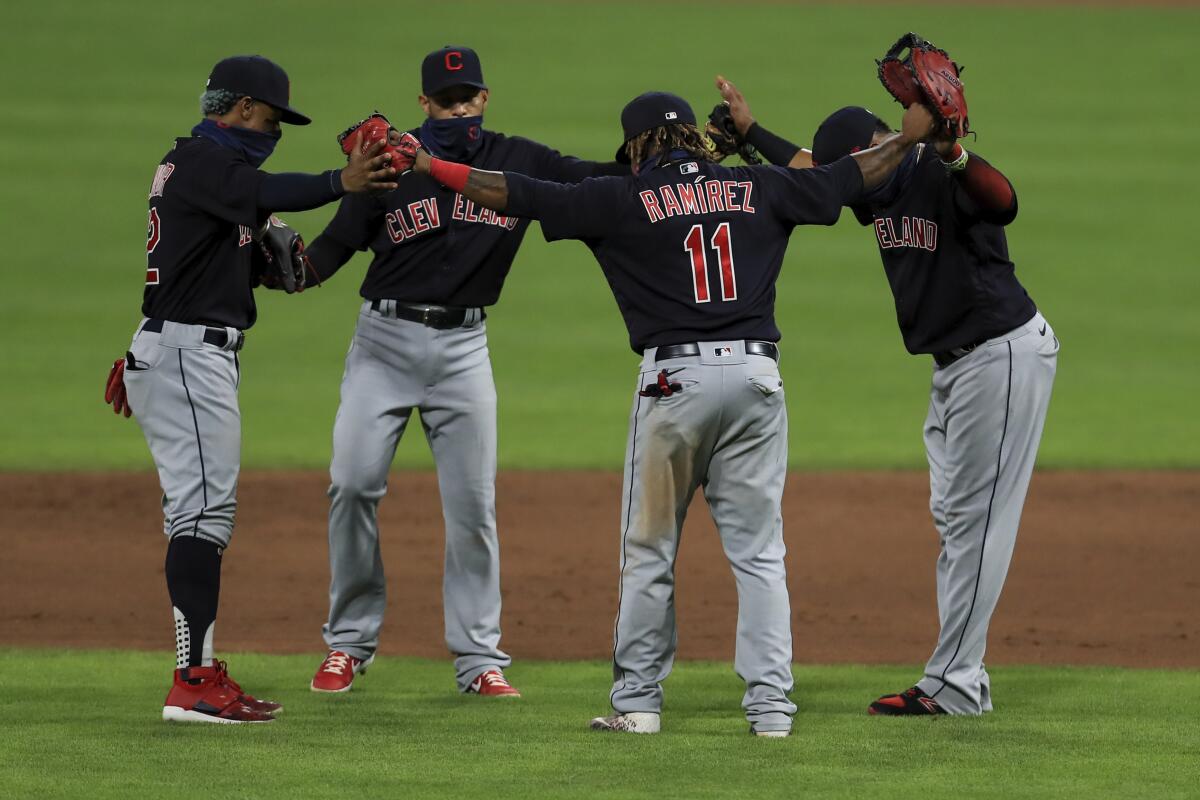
left=445, top=51, right=463, bottom=71
left=665, top=111, right=678, bottom=120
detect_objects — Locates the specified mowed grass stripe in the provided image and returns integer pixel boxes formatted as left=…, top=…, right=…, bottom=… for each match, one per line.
left=1, top=649, right=1197, bottom=799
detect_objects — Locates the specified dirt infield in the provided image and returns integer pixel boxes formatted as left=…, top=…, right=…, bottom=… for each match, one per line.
left=2, top=470, right=1197, bottom=668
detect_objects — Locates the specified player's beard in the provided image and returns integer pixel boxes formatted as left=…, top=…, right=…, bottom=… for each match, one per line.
left=419, top=115, right=484, bottom=162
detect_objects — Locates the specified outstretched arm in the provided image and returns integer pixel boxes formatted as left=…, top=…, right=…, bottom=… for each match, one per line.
left=414, top=149, right=511, bottom=213
left=715, top=75, right=813, bottom=169
left=852, top=104, right=935, bottom=189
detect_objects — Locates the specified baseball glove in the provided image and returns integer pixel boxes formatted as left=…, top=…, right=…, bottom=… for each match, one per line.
left=877, top=33, right=970, bottom=138
left=704, top=103, right=762, bottom=164
left=337, top=112, right=421, bottom=173
left=252, top=216, right=307, bottom=293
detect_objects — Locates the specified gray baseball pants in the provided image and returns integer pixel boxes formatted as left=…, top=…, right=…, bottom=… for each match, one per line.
left=917, top=311, right=1058, bottom=713
left=123, top=319, right=243, bottom=550
left=322, top=301, right=510, bottom=691
left=608, top=340, right=795, bottom=734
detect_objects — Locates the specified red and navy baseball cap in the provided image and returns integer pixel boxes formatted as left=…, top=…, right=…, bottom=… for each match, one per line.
left=422, top=46, right=487, bottom=96
left=811, top=106, right=889, bottom=166
left=207, top=55, right=311, bottom=125
left=615, top=92, right=697, bottom=163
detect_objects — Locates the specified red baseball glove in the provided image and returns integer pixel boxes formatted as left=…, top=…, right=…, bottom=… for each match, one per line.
left=337, top=113, right=421, bottom=174
left=877, top=33, right=970, bottom=138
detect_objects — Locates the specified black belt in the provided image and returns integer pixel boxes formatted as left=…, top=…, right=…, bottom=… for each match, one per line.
left=932, top=338, right=988, bottom=369
left=370, top=300, right=481, bottom=329
left=141, top=318, right=244, bottom=351
left=655, top=340, right=779, bottom=363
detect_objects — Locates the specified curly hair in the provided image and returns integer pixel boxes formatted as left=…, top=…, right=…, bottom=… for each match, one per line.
left=200, top=88, right=242, bottom=116
left=625, top=123, right=720, bottom=169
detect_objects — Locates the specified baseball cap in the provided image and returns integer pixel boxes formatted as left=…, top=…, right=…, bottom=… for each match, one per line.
left=207, top=55, right=311, bottom=125
left=615, top=92, right=697, bottom=163
left=811, top=106, right=884, bottom=166
left=422, top=46, right=487, bottom=96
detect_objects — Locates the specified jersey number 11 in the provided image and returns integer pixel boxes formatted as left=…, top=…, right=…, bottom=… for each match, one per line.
left=684, top=223, right=737, bottom=303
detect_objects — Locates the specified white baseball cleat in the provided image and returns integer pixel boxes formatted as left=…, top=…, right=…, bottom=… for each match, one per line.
left=755, top=729, right=790, bottom=738
left=589, top=711, right=661, bottom=734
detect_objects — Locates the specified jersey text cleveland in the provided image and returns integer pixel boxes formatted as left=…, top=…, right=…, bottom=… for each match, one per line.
left=385, top=194, right=519, bottom=243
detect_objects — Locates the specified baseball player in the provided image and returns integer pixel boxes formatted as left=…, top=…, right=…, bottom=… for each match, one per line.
left=103, top=55, right=396, bottom=724
left=393, top=92, right=937, bottom=734
left=301, top=46, right=627, bottom=696
left=713, top=66, right=1058, bottom=715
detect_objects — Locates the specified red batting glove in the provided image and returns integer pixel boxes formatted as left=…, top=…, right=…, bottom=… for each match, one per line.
left=105, top=358, right=132, bottom=418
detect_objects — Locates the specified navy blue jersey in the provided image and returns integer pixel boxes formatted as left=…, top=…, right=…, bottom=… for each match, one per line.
left=142, top=137, right=266, bottom=329
left=505, top=156, right=863, bottom=352
left=862, top=146, right=1036, bottom=354
left=322, top=129, right=624, bottom=306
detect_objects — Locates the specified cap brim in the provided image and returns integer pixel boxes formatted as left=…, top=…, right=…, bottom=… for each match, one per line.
left=278, top=106, right=312, bottom=126
left=424, top=80, right=488, bottom=97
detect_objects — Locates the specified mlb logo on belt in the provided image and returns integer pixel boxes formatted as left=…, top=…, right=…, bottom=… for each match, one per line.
left=665, top=111, right=678, bottom=120
left=680, top=162, right=698, bottom=175
left=714, top=346, right=733, bottom=357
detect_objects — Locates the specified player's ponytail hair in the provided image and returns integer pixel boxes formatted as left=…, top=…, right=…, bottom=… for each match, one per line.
left=626, top=123, right=721, bottom=169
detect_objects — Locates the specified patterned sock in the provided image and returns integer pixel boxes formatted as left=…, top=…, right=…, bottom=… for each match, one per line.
left=164, top=536, right=222, bottom=670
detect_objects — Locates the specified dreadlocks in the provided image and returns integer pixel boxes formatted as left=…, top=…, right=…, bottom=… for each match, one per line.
left=626, top=123, right=720, bottom=169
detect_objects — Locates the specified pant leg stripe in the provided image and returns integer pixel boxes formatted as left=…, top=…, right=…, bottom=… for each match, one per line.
left=177, top=349, right=209, bottom=536
left=932, top=341, right=1012, bottom=699
left=610, top=389, right=643, bottom=706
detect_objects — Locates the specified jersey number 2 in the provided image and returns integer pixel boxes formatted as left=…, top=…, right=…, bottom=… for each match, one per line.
left=145, top=208, right=161, bottom=285
left=684, top=223, right=736, bottom=303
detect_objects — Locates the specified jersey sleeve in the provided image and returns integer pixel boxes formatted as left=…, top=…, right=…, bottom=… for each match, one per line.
left=505, top=172, right=628, bottom=241
left=175, top=148, right=267, bottom=227
left=949, top=152, right=1019, bottom=226
left=320, top=191, right=384, bottom=251
left=518, top=136, right=628, bottom=183
left=756, top=157, right=863, bottom=226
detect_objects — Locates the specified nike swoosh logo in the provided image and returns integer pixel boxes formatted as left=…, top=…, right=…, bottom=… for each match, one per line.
left=1039, top=324, right=1047, bottom=336
left=469, top=677, right=482, bottom=692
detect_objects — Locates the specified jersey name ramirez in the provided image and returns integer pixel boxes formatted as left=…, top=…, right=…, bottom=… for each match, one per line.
left=874, top=215, right=938, bottom=252
left=639, top=177, right=756, bottom=223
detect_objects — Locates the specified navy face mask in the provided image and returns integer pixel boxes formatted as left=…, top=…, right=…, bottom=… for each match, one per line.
left=419, top=115, right=484, bottom=162
left=192, top=118, right=281, bottom=168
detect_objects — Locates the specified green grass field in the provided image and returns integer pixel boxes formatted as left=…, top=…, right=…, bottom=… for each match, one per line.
left=2, top=1, right=1198, bottom=470
left=2, top=650, right=1197, bottom=799
left=2, top=3, right=1196, bottom=797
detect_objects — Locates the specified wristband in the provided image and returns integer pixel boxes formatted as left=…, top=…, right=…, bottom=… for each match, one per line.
left=743, top=123, right=802, bottom=167
left=941, top=143, right=969, bottom=172
left=429, top=157, right=471, bottom=193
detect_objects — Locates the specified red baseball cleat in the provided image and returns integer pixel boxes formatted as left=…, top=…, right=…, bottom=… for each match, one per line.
left=311, top=650, right=373, bottom=693
left=212, top=660, right=283, bottom=714
left=868, top=686, right=947, bottom=716
left=163, top=664, right=276, bottom=724
left=467, top=669, right=521, bottom=698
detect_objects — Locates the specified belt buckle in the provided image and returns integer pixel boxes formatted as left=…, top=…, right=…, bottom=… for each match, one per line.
left=421, top=307, right=445, bottom=328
